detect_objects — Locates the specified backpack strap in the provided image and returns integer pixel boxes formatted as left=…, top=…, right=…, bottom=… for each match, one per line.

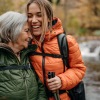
left=57, top=33, right=70, bottom=68
left=29, top=51, right=63, bottom=58
left=0, top=65, right=31, bottom=70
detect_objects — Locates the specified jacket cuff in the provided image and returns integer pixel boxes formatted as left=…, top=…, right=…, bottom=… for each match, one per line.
left=58, top=74, right=67, bottom=90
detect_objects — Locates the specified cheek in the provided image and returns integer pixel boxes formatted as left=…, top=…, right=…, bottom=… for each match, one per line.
left=39, top=18, right=42, bottom=23
left=19, top=40, right=28, bottom=48
left=28, top=19, right=32, bottom=23
left=17, top=37, right=25, bottom=44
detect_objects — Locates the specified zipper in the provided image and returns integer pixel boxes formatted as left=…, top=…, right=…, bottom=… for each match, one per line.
left=10, top=48, right=29, bottom=99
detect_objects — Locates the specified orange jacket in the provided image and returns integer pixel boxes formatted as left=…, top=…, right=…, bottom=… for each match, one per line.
left=30, top=18, right=86, bottom=100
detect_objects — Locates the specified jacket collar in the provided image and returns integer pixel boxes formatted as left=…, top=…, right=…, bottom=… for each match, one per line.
left=21, top=44, right=37, bottom=59
left=44, top=17, right=64, bottom=41
left=0, top=43, right=37, bottom=58
left=0, top=43, right=14, bottom=53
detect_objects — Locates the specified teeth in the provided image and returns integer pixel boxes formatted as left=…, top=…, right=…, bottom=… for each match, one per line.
left=32, top=26, right=39, bottom=28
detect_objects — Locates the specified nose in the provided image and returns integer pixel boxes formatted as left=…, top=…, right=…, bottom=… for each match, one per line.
left=32, top=16, right=38, bottom=23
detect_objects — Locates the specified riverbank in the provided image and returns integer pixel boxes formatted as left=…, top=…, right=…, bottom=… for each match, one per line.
left=75, top=36, right=100, bottom=42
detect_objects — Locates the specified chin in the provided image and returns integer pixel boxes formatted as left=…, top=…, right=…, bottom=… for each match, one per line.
left=25, top=46, right=28, bottom=48
left=32, top=31, right=41, bottom=36
left=24, top=44, right=28, bottom=49
left=33, top=33, right=40, bottom=36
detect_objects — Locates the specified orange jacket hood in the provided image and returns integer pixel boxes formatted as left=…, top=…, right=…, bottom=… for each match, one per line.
left=44, top=17, right=64, bottom=41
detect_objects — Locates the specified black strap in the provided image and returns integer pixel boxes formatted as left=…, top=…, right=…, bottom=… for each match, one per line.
left=57, top=33, right=70, bottom=68
left=0, top=65, right=30, bottom=71
left=29, top=51, right=63, bottom=58
left=41, top=42, right=55, bottom=99
left=41, top=42, right=46, bottom=85
left=41, top=42, right=49, bottom=98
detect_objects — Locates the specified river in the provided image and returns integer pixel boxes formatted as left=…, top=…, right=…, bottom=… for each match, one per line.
left=84, top=64, right=100, bottom=100
left=79, top=40, right=100, bottom=100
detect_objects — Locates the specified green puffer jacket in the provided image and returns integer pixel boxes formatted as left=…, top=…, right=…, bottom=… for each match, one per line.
left=0, top=43, right=47, bottom=100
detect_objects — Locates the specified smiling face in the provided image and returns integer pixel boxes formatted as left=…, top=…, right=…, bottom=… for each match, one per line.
left=27, top=3, right=43, bottom=37
left=27, top=0, right=53, bottom=42
left=8, top=22, right=32, bottom=54
left=16, top=22, right=32, bottom=49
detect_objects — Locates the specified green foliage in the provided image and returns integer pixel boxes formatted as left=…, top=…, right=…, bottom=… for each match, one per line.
left=78, top=28, right=87, bottom=36
left=66, top=16, right=88, bottom=36
left=94, top=30, right=100, bottom=36
left=66, top=16, right=80, bottom=34
left=0, top=0, right=13, bottom=15
left=67, top=16, right=79, bottom=28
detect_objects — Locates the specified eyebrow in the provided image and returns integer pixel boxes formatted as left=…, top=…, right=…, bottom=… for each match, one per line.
left=27, top=12, right=41, bottom=14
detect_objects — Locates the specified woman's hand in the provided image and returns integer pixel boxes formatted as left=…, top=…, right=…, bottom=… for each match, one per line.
left=47, top=76, right=62, bottom=91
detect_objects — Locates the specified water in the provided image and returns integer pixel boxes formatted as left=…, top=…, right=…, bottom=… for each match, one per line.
left=79, top=40, right=100, bottom=62
left=79, top=40, right=100, bottom=100
left=84, top=65, right=100, bottom=100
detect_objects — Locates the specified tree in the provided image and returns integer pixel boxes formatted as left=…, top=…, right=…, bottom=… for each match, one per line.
left=90, top=0, right=100, bottom=16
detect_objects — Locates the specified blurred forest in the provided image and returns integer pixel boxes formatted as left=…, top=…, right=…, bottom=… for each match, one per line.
left=0, top=0, right=27, bottom=13
left=0, top=0, right=100, bottom=39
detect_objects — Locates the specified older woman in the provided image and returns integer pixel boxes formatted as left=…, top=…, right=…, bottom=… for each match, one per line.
left=0, top=11, right=47, bottom=100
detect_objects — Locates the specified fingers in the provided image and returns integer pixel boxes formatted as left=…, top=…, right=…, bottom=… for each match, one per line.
left=48, top=84, right=61, bottom=91
left=48, top=82, right=61, bottom=90
left=47, top=76, right=62, bottom=91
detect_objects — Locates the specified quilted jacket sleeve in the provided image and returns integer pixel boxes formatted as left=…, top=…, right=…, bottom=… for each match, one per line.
left=37, top=76, right=48, bottom=100
left=58, top=35, right=86, bottom=90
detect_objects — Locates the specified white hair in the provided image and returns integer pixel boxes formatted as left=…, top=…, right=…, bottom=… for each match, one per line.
left=0, top=11, right=27, bottom=43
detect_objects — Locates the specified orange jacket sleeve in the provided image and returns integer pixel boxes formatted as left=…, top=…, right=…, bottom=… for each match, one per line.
left=58, top=35, right=86, bottom=90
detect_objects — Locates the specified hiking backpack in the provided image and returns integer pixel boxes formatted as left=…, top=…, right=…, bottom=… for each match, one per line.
left=57, top=33, right=86, bottom=100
